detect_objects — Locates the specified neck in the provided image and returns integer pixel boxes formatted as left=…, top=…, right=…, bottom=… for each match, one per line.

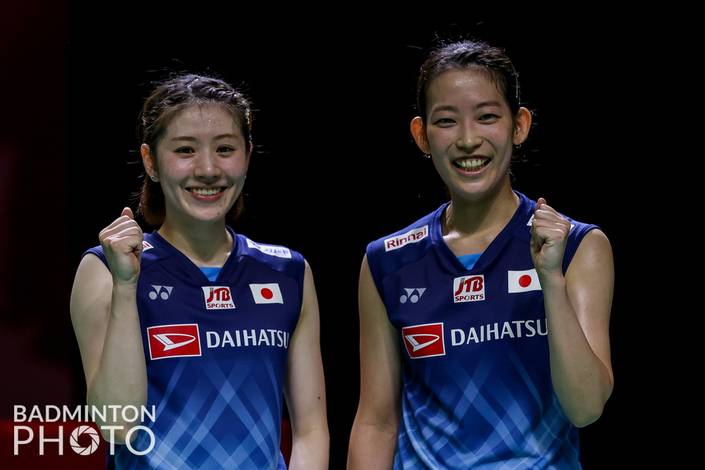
left=158, top=218, right=232, bottom=267
left=444, top=180, right=518, bottom=236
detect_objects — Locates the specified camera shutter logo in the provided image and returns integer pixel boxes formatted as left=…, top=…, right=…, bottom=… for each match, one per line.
left=69, top=425, right=100, bottom=455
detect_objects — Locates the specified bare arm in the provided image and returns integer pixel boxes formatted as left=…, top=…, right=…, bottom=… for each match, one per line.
left=531, top=199, right=614, bottom=427
left=285, top=261, right=329, bottom=470
left=69, top=208, right=147, bottom=442
left=348, top=255, right=401, bottom=469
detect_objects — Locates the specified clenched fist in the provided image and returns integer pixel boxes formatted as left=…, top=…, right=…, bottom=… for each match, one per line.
left=530, top=198, right=571, bottom=277
left=98, top=207, right=144, bottom=285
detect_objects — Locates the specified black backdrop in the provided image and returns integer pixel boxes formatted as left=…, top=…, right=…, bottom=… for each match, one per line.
left=1, top=4, right=683, bottom=468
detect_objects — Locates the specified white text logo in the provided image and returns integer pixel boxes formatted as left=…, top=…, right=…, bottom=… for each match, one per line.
left=384, top=225, right=428, bottom=252
left=13, top=405, right=156, bottom=457
left=246, top=238, right=292, bottom=258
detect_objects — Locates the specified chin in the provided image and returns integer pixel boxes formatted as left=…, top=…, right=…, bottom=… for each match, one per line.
left=449, top=184, right=495, bottom=203
left=180, top=207, right=228, bottom=223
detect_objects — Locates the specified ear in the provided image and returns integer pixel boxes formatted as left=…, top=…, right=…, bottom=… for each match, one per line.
left=410, top=116, right=431, bottom=154
left=140, top=144, right=158, bottom=180
left=513, top=107, right=532, bottom=145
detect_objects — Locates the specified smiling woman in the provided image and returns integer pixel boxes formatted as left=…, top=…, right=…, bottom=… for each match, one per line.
left=348, top=40, right=614, bottom=469
left=140, top=103, right=250, bottom=262
left=69, top=74, right=329, bottom=469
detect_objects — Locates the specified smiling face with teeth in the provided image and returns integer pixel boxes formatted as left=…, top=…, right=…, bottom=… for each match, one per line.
left=141, top=103, right=250, bottom=227
left=411, top=68, right=531, bottom=203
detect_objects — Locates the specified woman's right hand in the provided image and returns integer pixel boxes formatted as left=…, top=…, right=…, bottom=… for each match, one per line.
left=98, top=207, right=144, bottom=285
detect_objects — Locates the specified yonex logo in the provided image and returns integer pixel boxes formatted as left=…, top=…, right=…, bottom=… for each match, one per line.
left=401, top=323, right=446, bottom=359
left=148, top=285, right=173, bottom=300
left=400, top=288, right=426, bottom=304
left=147, top=324, right=202, bottom=360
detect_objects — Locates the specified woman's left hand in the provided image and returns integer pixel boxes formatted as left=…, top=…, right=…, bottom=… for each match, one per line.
left=530, top=198, right=572, bottom=277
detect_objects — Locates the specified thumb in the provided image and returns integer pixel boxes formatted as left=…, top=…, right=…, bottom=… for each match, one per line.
left=121, top=206, right=134, bottom=220
left=536, top=197, right=547, bottom=209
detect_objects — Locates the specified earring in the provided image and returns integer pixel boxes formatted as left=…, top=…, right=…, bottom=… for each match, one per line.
left=150, top=175, right=159, bottom=182
left=424, top=153, right=432, bottom=159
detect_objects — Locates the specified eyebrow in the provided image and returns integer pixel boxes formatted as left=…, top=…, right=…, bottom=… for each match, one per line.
left=475, top=101, right=502, bottom=109
left=431, top=101, right=503, bottom=114
left=170, top=134, right=239, bottom=142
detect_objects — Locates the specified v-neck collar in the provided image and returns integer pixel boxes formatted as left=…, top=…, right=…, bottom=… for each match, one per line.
left=431, top=191, right=532, bottom=275
left=150, top=226, right=240, bottom=284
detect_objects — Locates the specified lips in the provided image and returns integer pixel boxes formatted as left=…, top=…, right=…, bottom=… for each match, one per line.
left=186, top=186, right=226, bottom=196
left=452, top=156, right=491, bottom=174
left=185, top=186, right=228, bottom=201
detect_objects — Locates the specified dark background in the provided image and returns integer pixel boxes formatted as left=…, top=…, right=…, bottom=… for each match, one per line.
left=2, top=3, right=685, bottom=468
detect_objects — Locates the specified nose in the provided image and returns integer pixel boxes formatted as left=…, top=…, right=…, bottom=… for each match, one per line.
left=455, top=125, right=482, bottom=153
left=194, top=149, right=222, bottom=182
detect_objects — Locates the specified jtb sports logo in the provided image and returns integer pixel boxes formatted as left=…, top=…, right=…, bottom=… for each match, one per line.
left=402, top=323, right=445, bottom=359
left=202, top=286, right=236, bottom=310
left=453, top=275, right=485, bottom=303
left=147, top=324, right=202, bottom=360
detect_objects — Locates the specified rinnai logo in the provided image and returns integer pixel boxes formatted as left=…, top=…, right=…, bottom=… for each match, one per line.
left=400, top=288, right=426, bottom=304
left=148, top=285, right=173, bottom=300
left=508, top=269, right=542, bottom=293
left=246, top=238, right=292, bottom=258
left=147, top=324, right=202, bottom=360
left=402, top=323, right=446, bottom=359
left=453, top=275, right=485, bottom=303
left=249, top=283, right=283, bottom=304
left=202, top=286, right=236, bottom=310
left=142, top=240, right=154, bottom=251
left=384, top=225, right=429, bottom=252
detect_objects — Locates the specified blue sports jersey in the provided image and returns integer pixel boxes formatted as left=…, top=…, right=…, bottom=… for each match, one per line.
left=366, top=191, right=597, bottom=469
left=85, top=227, right=304, bottom=469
